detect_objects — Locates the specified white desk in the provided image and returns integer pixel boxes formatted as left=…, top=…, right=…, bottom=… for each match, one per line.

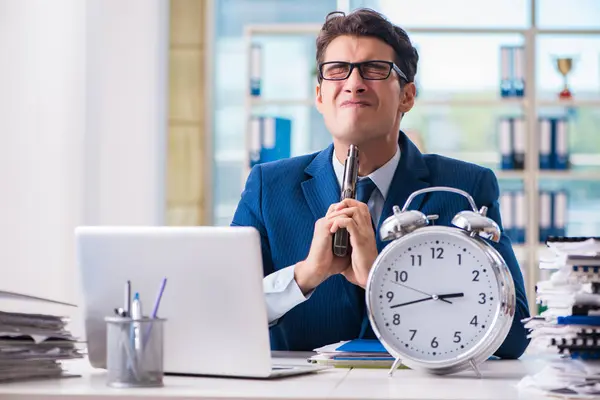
left=0, top=352, right=552, bottom=400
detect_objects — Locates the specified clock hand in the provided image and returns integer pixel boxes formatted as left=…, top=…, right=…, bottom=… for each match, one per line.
left=390, top=297, right=433, bottom=308
left=389, top=280, right=453, bottom=304
left=437, top=293, right=464, bottom=300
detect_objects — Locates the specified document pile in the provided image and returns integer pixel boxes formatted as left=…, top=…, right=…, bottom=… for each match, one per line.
left=0, top=309, right=82, bottom=382
left=308, top=339, right=399, bottom=368
left=518, top=237, right=600, bottom=398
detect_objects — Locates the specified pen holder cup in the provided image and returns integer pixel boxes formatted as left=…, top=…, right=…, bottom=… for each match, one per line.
left=105, top=316, right=166, bottom=388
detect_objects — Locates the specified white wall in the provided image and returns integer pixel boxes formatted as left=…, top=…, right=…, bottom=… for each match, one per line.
left=0, top=0, right=169, bottom=338
left=85, top=0, right=169, bottom=226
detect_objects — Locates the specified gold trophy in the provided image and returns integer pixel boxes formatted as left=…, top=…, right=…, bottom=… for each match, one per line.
left=555, top=57, right=574, bottom=99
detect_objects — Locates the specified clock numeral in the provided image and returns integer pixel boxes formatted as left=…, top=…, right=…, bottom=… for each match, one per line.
left=394, top=271, right=408, bottom=282
left=472, top=270, right=480, bottom=281
left=470, top=315, right=478, bottom=327
left=410, top=255, right=422, bottom=266
left=393, top=314, right=400, bottom=325
left=453, top=331, right=462, bottom=343
left=430, top=337, right=439, bottom=348
left=431, top=247, right=444, bottom=259
left=457, top=254, right=462, bottom=265
left=409, top=329, right=417, bottom=341
left=478, top=293, right=486, bottom=304
left=386, top=291, right=394, bottom=302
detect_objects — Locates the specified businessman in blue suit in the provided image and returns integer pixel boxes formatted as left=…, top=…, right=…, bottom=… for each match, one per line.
left=232, top=9, right=530, bottom=359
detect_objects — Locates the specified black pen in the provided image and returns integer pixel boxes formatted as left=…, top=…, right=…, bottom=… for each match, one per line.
left=125, top=280, right=131, bottom=317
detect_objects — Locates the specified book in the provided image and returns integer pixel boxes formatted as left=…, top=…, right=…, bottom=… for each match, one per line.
left=308, top=339, right=402, bottom=369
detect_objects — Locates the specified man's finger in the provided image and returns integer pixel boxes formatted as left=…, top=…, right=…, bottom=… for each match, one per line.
left=326, top=203, right=338, bottom=215
left=330, top=217, right=359, bottom=235
left=327, top=207, right=360, bottom=220
left=337, top=198, right=369, bottom=210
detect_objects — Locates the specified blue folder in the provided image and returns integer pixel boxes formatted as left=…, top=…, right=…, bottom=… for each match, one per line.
left=557, top=316, right=600, bottom=326
left=336, top=339, right=388, bottom=353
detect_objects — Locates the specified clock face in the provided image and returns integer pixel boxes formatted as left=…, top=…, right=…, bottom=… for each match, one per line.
left=367, top=229, right=501, bottom=363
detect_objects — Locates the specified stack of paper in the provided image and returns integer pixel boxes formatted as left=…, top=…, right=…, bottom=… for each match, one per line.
left=0, top=309, right=83, bottom=383
left=308, top=339, right=399, bottom=368
left=519, top=237, right=600, bottom=398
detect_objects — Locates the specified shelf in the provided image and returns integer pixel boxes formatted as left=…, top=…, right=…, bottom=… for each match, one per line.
left=250, top=98, right=314, bottom=107
left=217, top=152, right=600, bottom=181
left=245, top=24, right=534, bottom=36
left=537, top=170, right=600, bottom=180
left=250, top=97, right=600, bottom=109
left=250, top=97, right=527, bottom=108
left=246, top=23, right=600, bottom=37
left=416, top=97, right=526, bottom=107
left=536, top=28, right=600, bottom=35
left=537, top=98, right=600, bottom=107
left=496, top=171, right=526, bottom=179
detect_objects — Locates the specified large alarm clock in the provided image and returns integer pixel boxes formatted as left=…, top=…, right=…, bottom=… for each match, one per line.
left=365, top=186, right=516, bottom=377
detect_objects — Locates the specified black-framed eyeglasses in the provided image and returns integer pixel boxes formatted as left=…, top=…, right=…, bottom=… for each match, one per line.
left=318, top=60, right=408, bottom=81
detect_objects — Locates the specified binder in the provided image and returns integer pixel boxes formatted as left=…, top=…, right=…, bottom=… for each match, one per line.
left=499, top=118, right=513, bottom=170
left=539, top=118, right=552, bottom=169
left=248, top=116, right=292, bottom=167
left=260, top=117, right=291, bottom=163
left=500, top=191, right=514, bottom=242
left=539, top=190, right=552, bottom=243
left=499, top=46, right=512, bottom=98
left=553, top=190, right=568, bottom=238
left=249, top=116, right=261, bottom=168
left=554, top=118, right=569, bottom=170
left=514, top=191, right=526, bottom=244
left=512, top=46, right=525, bottom=97
left=513, top=117, right=525, bottom=170
left=250, top=43, right=262, bottom=97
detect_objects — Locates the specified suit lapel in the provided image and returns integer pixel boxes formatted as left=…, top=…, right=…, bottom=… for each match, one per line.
left=375, top=132, right=431, bottom=252
left=301, top=144, right=340, bottom=220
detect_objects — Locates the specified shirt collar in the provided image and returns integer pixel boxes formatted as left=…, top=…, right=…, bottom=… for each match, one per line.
left=332, top=143, right=400, bottom=200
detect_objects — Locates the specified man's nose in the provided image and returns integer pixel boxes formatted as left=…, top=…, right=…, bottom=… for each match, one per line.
left=343, top=66, right=367, bottom=94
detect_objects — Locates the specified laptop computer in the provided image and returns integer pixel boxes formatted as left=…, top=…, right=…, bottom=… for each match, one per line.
left=76, top=225, right=324, bottom=378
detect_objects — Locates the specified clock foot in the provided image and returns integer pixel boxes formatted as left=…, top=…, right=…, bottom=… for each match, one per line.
left=469, top=359, right=482, bottom=378
left=388, top=357, right=403, bottom=377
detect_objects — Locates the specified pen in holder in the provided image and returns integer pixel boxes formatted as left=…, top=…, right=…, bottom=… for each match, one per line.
left=105, top=316, right=166, bottom=388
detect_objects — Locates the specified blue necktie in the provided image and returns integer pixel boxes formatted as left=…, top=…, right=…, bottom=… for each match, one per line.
left=354, top=178, right=378, bottom=339
left=355, top=177, right=377, bottom=205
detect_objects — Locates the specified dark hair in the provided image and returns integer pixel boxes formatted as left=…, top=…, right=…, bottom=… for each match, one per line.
left=316, top=8, right=418, bottom=84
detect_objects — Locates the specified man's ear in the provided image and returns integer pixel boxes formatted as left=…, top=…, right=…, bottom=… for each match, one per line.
left=315, top=82, right=324, bottom=114
left=398, top=82, right=416, bottom=114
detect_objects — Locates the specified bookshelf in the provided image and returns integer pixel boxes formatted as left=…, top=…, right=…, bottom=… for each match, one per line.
left=239, top=3, right=600, bottom=314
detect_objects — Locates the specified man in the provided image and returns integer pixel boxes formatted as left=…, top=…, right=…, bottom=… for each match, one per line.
left=232, top=8, right=530, bottom=359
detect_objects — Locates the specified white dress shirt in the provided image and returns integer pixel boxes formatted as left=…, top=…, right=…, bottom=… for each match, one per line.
left=263, top=144, right=401, bottom=325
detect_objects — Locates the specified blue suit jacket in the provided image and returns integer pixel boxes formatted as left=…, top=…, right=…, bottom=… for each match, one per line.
left=232, top=131, right=530, bottom=359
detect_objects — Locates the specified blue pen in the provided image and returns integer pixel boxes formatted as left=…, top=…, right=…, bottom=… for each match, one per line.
left=150, top=278, right=167, bottom=318
left=143, top=278, right=167, bottom=348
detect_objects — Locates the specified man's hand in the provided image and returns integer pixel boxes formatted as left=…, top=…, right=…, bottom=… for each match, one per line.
left=328, top=199, right=378, bottom=288
left=294, top=203, right=351, bottom=295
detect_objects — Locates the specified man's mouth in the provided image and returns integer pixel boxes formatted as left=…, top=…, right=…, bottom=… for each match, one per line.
left=340, top=100, right=371, bottom=108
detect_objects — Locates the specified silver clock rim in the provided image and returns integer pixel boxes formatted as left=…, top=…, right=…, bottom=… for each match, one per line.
left=365, top=226, right=516, bottom=374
